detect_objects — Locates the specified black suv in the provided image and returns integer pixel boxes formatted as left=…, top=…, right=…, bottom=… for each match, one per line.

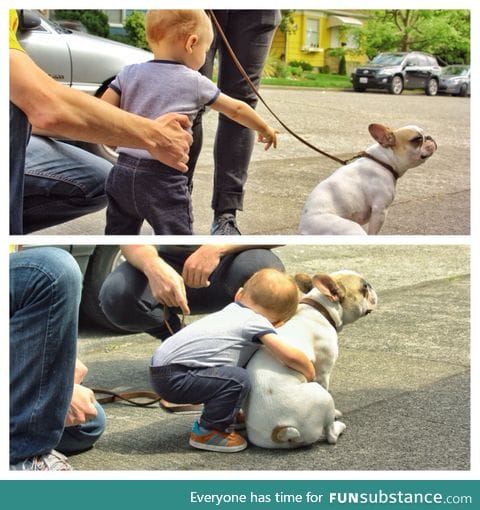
left=351, top=52, right=441, bottom=95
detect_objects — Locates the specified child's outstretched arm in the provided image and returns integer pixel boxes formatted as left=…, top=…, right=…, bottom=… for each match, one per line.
left=259, top=333, right=315, bottom=381
left=211, top=93, right=278, bottom=150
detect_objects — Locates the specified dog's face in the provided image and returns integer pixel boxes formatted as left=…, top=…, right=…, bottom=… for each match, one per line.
left=369, top=123, right=437, bottom=171
left=295, top=270, right=377, bottom=326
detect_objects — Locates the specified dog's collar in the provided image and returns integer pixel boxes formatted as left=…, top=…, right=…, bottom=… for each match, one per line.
left=357, top=151, right=400, bottom=182
left=299, top=298, right=339, bottom=331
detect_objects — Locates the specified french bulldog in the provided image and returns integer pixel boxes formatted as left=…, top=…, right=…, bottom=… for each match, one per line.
left=299, top=124, right=437, bottom=235
left=244, top=270, right=377, bottom=449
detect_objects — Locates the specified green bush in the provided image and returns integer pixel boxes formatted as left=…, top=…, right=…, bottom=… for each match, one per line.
left=288, top=65, right=304, bottom=77
left=288, top=60, right=313, bottom=71
left=123, top=11, right=149, bottom=50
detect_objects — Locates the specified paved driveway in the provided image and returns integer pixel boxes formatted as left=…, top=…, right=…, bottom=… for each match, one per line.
left=37, top=88, right=470, bottom=236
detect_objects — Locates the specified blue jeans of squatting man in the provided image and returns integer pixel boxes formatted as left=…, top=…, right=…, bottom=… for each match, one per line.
left=105, top=153, right=193, bottom=235
left=10, top=102, right=111, bottom=235
left=10, top=248, right=105, bottom=463
left=150, top=364, right=250, bottom=431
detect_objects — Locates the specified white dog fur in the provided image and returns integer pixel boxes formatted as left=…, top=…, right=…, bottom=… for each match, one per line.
left=245, top=271, right=377, bottom=449
left=299, top=124, right=437, bottom=235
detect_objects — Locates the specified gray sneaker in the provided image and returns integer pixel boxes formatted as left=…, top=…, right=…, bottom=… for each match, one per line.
left=10, top=450, right=73, bottom=471
left=211, top=213, right=241, bottom=235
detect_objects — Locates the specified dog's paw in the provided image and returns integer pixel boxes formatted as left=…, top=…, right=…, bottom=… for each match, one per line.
left=334, top=409, right=343, bottom=419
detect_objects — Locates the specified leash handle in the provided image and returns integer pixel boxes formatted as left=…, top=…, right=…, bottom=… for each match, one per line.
left=207, top=10, right=348, bottom=166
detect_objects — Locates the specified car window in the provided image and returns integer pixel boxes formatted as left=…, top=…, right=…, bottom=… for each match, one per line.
left=443, top=66, right=469, bottom=76
left=406, top=55, right=421, bottom=66
left=371, top=54, right=405, bottom=66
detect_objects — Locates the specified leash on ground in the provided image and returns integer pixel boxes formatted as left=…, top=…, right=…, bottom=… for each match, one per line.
left=92, top=388, right=161, bottom=407
left=91, top=308, right=186, bottom=408
left=207, top=10, right=357, bottom=167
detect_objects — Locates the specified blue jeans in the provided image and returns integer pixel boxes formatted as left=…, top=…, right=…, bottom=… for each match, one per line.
left=10, top=102, right=30, bottom=234
left=24, top=136, right=111, bottom=234
left=188, top=11, right=281, bottom=213
left=105, top=154, right=192, bottom=235
left=10, top=102, right=111, bottom=234
left=150, top=364, right=250, bottom=431
left=10, top=248, right=80, bottom=463
left=99, top=247, right=285, bottom=334
left=56, top=402, right=106, bottom=455
left=9, top=248, right=106, bottom=463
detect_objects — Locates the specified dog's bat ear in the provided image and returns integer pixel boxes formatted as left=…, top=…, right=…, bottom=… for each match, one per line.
left=294, top=273, right=313, bottom=293
left=312, top=274, right=346, bottom=302
left=368, top=123, right=396, bottom=148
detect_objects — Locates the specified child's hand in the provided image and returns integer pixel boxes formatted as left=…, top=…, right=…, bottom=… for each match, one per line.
left=258, top=126, right=278, bottom=150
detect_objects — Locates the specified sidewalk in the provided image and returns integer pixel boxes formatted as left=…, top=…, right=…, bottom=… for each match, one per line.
left=72, top=245, right=470, bottom=471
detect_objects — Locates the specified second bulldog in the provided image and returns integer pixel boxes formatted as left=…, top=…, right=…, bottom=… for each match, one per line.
left=245, top=270, right=377, bottom=449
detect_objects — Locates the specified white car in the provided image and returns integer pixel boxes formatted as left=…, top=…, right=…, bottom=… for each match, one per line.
left=16, top=9, right=153, bottom=162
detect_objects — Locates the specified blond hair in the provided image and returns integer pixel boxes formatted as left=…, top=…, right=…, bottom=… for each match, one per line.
left=145, top=10, right=210, bottom=46
left=242, top=268, right=299, bottom=323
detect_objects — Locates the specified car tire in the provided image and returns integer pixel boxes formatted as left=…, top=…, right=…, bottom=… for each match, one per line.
left=79, top=245, right=126, bottom=332
left=458, top=83, right=468, bottom=97
left=353, top=84, right=366, bottom=92
left=389, top=76, right=404, bottom=95
left=425, top=78, right=438, bottom=96
left=84, top=142, right=119, bottom=164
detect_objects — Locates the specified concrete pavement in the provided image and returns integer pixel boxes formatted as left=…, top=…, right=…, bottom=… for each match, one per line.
left=37, top=88, right=470, bottom=236
left=72, top=244, right=470, bottom=471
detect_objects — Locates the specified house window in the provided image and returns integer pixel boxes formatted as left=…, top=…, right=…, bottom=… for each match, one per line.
left=105, top=9, right=124, bottom=25
left=305, top=18, right=319, bottom=48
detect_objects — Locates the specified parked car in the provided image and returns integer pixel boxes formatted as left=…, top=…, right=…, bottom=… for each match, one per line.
left=438, top=65, right=470, bottom=97
left=15, top=10, right=153, bottom=163
left=351, top=51, right=442, bottom=96
left=22, top=245, right=125, bottom=331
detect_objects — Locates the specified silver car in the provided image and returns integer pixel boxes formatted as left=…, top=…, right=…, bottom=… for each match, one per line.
left=16, top=10, right=153, bottom=162
left=438, top=65, right=470, bottom=97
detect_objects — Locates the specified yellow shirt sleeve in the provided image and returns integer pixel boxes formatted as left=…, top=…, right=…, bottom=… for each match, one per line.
left=9, top=10, right=24, bottom=52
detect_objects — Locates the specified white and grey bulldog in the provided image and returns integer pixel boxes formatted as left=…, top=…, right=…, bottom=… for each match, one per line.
left=299, top=123, right=437, bottom=235
left=245, top=271, right=377, bottom=449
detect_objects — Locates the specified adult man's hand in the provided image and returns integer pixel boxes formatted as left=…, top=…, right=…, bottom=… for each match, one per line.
left=148, top=113, right=193, bottom=172
left=145, top=258, right=190, bottom=315
left=182, top=245, right=224, bottom=288
left=65, top=384, right=98, bottom=427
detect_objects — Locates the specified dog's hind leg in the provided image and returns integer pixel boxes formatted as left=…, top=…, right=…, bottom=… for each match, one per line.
left=299, top=213, right=367, bottom=235
left=326, top=420, right=346, bottom=444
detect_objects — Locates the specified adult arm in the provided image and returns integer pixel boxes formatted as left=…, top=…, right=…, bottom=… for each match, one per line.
left=182, top=244, right=282, bottom=288
left=260, top=333, right=316, bottom=381
left=9, top=49, right=192, bottom=171
left=120, top=245, right=190, bottom=315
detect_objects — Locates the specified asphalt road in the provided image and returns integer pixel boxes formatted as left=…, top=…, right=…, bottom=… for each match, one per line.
left=37, top=88, right=470, bottom=236
left=73, top=244, right=470, bottom=471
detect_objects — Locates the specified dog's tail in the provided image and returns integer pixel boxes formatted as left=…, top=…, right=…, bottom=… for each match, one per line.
left=271, top=425, right=302, bottom=445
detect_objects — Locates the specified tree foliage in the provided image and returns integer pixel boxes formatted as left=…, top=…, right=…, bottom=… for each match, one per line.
left=354, top=10, right=470, bottom=64
left=123, top=11, right=149, bottom=50
left=53, top=9, right=110, bottom=37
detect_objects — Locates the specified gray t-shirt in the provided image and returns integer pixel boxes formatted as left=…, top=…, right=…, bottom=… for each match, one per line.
left=109, top=60, right=220, bottom=159
left=151, top=302, right=276, bottom=369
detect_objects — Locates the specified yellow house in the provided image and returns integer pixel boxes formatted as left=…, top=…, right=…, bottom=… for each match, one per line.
left=271, top=10, right=369, bottom=72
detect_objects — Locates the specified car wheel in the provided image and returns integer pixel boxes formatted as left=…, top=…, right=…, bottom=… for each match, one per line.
left=425, top=78, right=438, bottom=96
left=84, top=141, right=119, bottom=164
left=80, top=245, right=126, bottom=332
left=458, top=83, right=468, bottom=97
left=353, top=84, right=366, bottom=92
left=389, top=76, right=404, bottom=95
